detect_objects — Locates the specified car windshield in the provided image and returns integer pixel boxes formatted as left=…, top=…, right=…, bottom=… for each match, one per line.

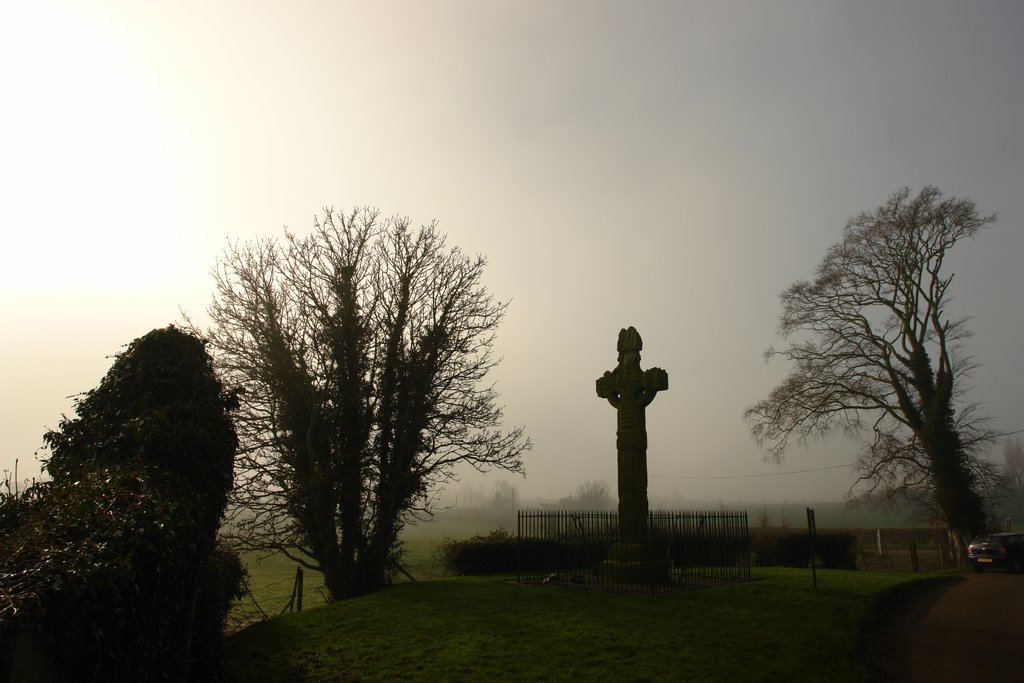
left=971, top=537, right=1001, bottom=546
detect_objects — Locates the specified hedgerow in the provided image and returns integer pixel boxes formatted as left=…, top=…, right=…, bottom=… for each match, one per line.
left=750, top=530, right=857, bottom=569
left=440, top=528, right=520, bottom=575
left=0, top=327, right=241, bottom=681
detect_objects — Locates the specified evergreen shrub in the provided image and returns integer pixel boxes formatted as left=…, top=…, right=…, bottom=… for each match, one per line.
left=0, top=327, right=239, bottom=681
left=440, top=529, right=521, bottom=575
left=750, top=530, right=857, bottom=569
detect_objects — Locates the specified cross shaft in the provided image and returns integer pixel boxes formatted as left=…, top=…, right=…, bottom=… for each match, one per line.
left=596, top=326, right=668, bottom=542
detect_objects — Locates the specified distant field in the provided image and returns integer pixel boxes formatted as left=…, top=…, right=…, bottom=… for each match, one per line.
left=230, top=551, right=328, bottom=629
left=232, top=533, right=460, bottom=628
left=224, top=567, right=953, bottom=682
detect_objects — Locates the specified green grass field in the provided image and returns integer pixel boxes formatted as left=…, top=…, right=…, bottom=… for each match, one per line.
left=226, top=517, right=959, bottom=680
left=232, top=513, right=515, bottom=624
left=231, top=536, right=449, bottom=628
left=225, top=560, right=947, bottom=682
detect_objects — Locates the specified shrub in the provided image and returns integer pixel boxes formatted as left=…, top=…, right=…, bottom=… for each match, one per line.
left=0, top=327, right=239, bottom=681
left=440, top=528, right=519, bottom=575
left=750, top=530, right=857, bottom=569
left=666, top=534, right=751, bottom=568
left=0, top=464, right=205, bottom=681
left=189, top=540, right=249, bottom=680
left=44, top=326, right=238, bottom=539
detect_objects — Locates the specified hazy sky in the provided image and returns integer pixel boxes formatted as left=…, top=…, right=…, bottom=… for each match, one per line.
left=2, top=1, right=1022, bottom=506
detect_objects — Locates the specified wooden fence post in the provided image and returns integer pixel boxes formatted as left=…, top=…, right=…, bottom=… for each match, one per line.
left=806, top=508, right=817, bottom=589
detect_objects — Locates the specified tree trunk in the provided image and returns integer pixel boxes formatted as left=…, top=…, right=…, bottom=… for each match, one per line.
left=908, top=348, right=986, bottom=539
left=920, top=403, right=986, bottom=539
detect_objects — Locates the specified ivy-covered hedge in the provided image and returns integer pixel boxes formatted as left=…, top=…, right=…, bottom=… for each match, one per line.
left=664, top=533, right=751, bottom=568
left=750, top=530, right=857, bottom=569
left=0, top=465, right=206, bottom=680
left=0, top=327, right=241, bottom=681
left=440, top=527, right=756, bottom=576
left=191, top=540, right=249, bottom=678
left=440, top=529, right=575, bottom=575
left=440, top=528, right=521, bottom=575
left=43, top=326, right=238, bottom=537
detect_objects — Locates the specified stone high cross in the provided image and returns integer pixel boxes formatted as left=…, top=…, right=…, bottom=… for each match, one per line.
left=596, top=327, right=668, bottom=543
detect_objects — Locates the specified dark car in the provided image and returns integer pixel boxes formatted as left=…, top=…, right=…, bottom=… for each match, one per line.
left=967, top=532, right=1024, bottom=573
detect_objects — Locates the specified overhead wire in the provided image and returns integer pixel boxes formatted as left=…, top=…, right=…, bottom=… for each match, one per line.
left=651, top=463, right=855, bottom=480
left=651, top=427, right=1024, bottom=481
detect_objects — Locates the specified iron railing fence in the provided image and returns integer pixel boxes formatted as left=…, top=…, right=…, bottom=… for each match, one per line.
left=517, top=509, right=751, bottom=594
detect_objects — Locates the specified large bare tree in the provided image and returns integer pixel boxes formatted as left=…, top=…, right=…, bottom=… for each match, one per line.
left=200, top=208, right=529, bottom=599
left=563, top=480, right=613, bottom=510
left=745, top=186, right=998, bottom=540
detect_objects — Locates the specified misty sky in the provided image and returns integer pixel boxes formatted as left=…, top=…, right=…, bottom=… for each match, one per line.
left=2, top=1, right=1022, bottom=506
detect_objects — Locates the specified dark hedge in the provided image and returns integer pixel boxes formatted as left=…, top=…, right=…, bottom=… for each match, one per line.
left=750, top=531, right=858, bottom=569
left=0, top=327, right=240, bottom=681
left=440, top=528, right=520, bottom=575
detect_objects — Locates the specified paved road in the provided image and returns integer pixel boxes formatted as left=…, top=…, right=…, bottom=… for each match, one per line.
left=876, top=571, right=1024, bottom=681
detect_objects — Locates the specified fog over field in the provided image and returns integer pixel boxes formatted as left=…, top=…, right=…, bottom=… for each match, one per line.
left=3, top=1, right=1023, bottom=506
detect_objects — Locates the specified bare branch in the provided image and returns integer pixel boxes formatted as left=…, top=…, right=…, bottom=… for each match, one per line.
left=203, top=207, right=530, bottom=599
left=747, top=186, right=996, bottom=535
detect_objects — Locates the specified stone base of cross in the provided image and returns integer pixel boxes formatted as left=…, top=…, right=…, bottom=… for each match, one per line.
left=598, top=542, right=670, bottom=585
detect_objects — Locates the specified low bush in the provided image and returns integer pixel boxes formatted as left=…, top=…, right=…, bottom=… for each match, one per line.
left=190, top=541, right=249, bottom=679
left=751, top=530, right=857, bottom=569
left=442, top=527, right=756, bottom=576
left=666, top=534, right=751, bottom=568
left=0, top=464, right=205, bottom=681
left=440, top=528, right=519, bottom=575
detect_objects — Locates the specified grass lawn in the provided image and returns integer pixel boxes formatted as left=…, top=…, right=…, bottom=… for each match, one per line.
left=231, top=537, right=446, bottom=628
left=223, top=567, right=945, bottom=682
left=230, top=551, right=329, bottom=627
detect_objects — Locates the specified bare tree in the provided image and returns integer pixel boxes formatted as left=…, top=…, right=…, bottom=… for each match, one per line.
left=745, top=186, right=998, bottom=540
left=487, top=480, right=518, bottom=512
left=200, top=207, right=529, bottom=599
left=565, top=480, right=613, bottom=510
left=1004, top=436, right=1024, bottom=498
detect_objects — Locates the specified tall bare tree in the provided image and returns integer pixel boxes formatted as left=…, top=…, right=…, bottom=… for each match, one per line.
left=487, top=480, right=518, bottom=512
left=564, top=480, right=613, bottom=510
left=200, top=208, right=529, bottom=599
left=745, top=186, right=998, bottom=540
